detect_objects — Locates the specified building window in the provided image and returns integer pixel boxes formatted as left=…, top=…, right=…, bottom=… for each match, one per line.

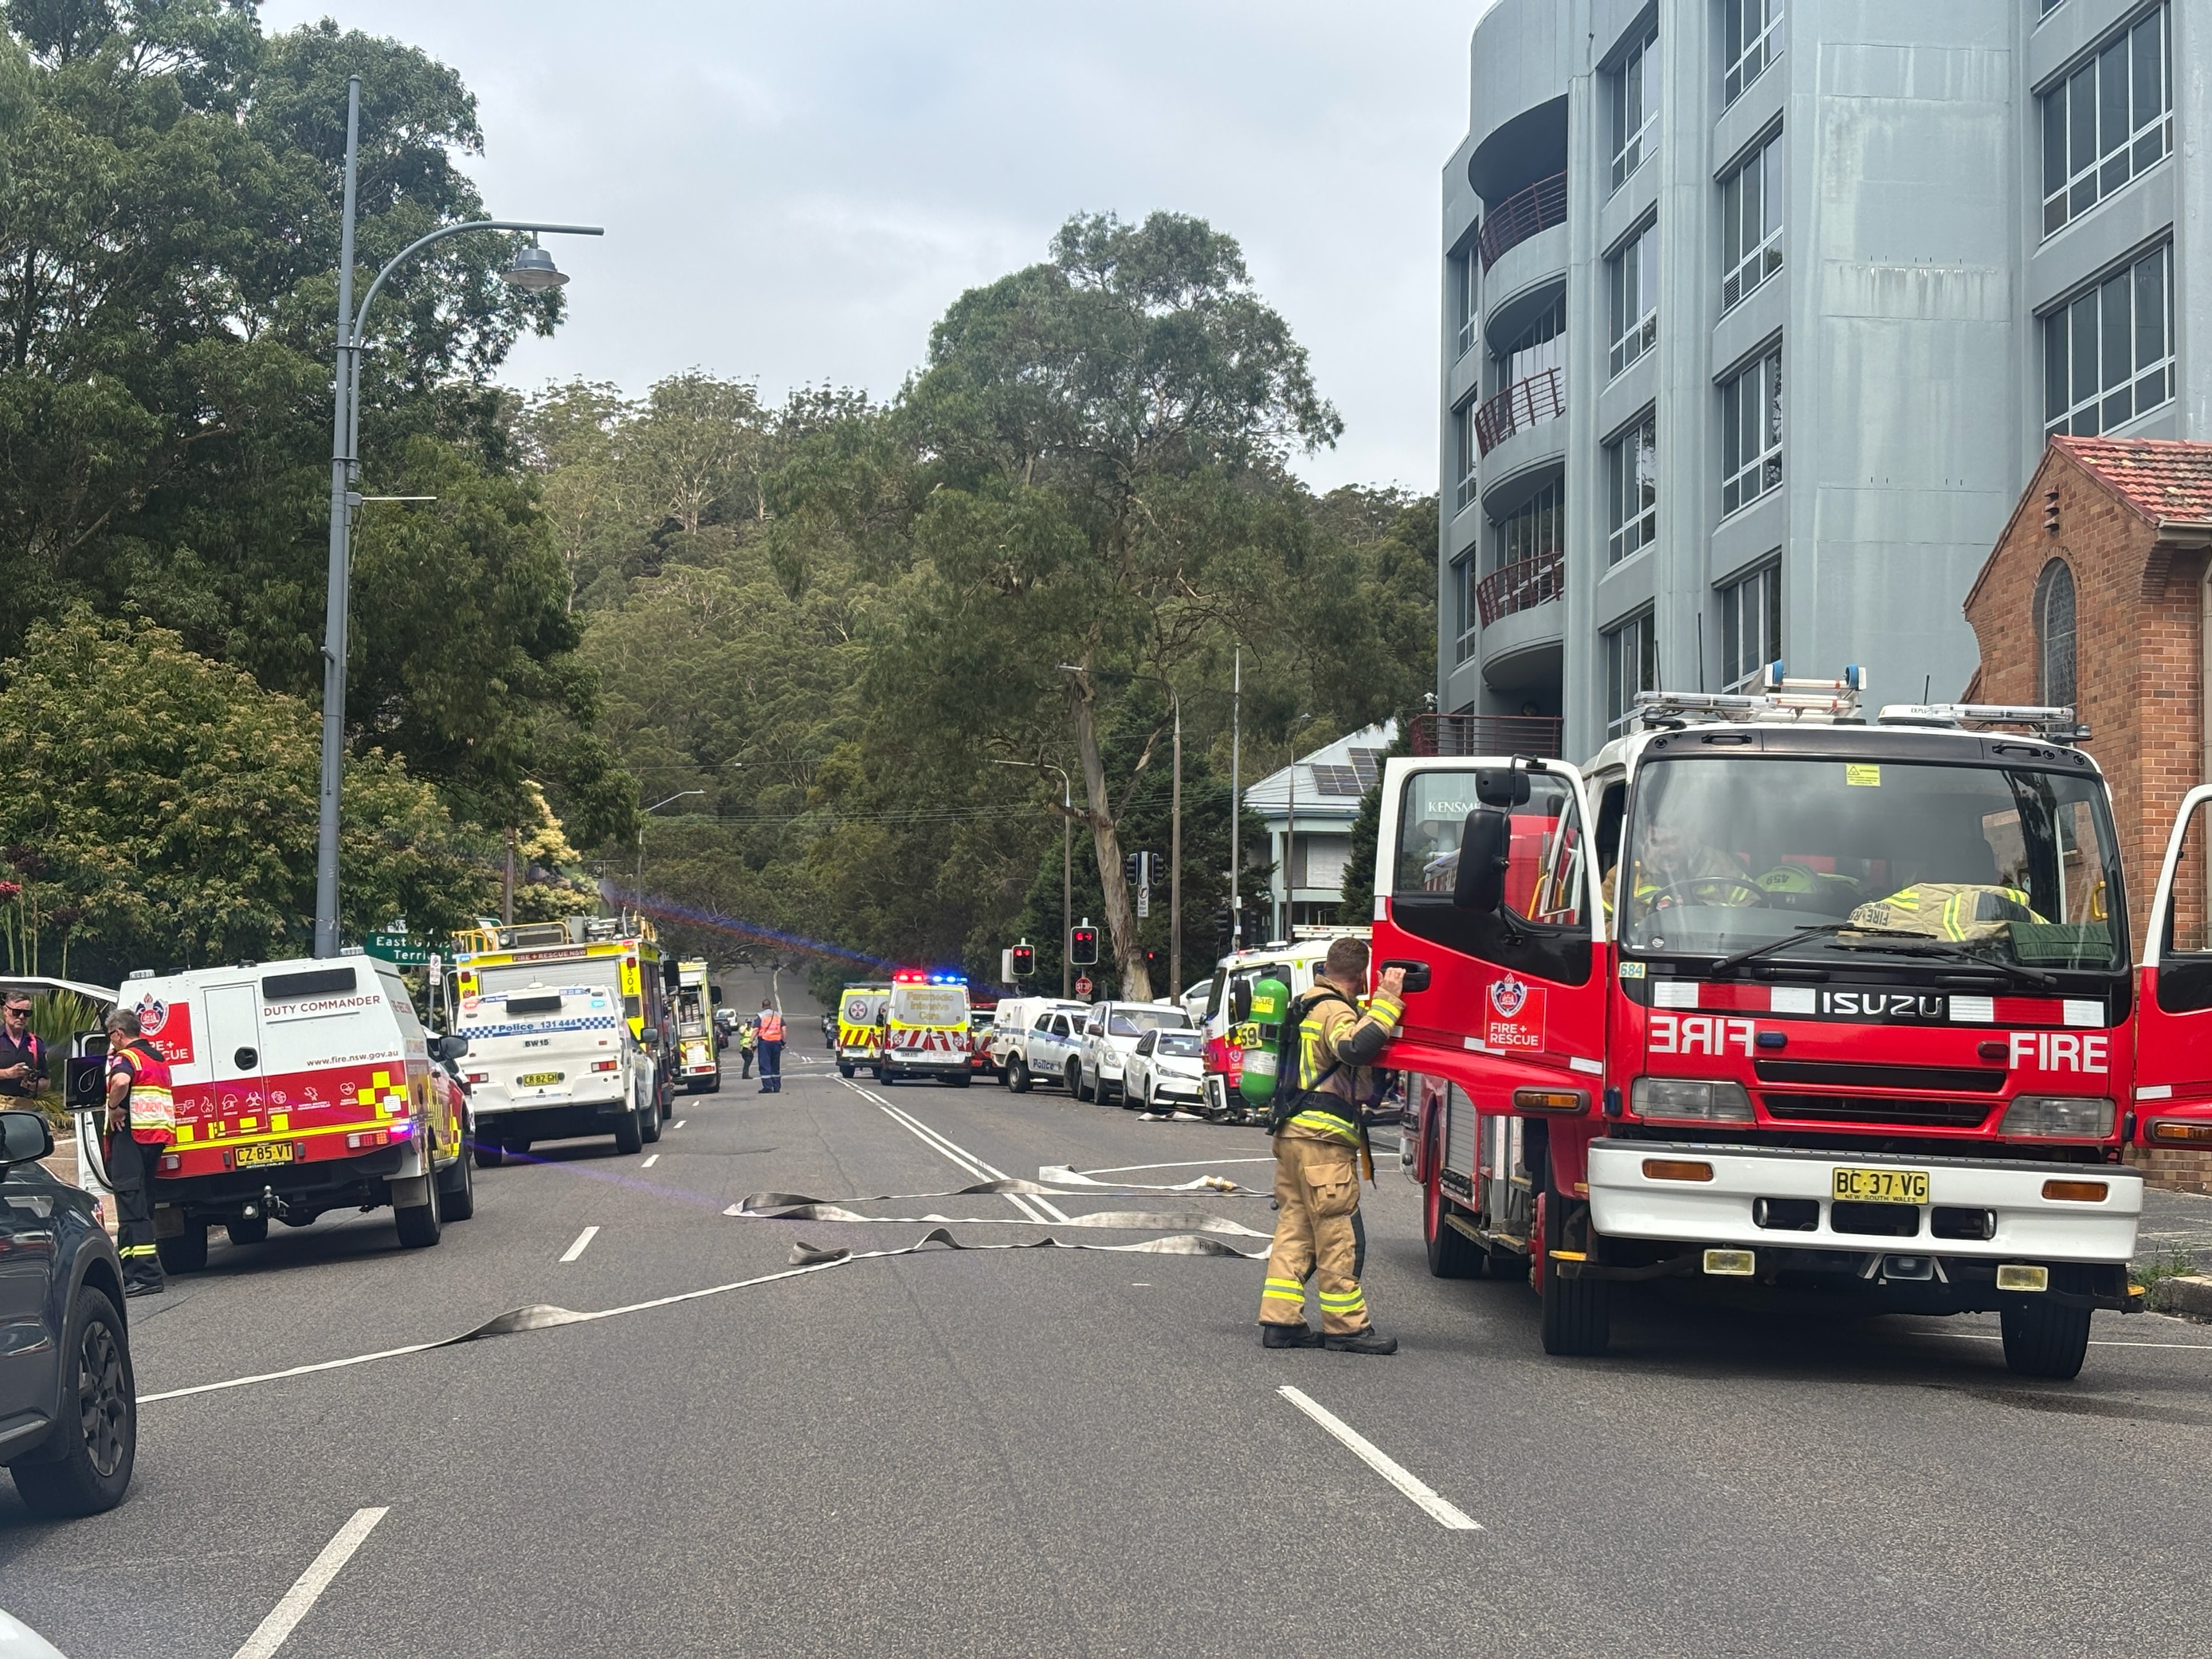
left=1605, top=610, right=1659, bottom=732
left=1452, top=554, right=1477, bottom=662
left=1718, top=560, right=1781, bottom=690
left=1452, top=399, right=1478, bottom=512
left=1723, top=0, right=1782, bottom=106
left=2041, top=0, right=2066, bottom=14
left=1493, top=477, right=1563, bottom=575
left=1720, top=128, right=1783, bottom=311
left=1493, top=292, right=1565, bottom=394
left=2041, top=5, right=2169, bottom=236
left=1606, top=414, right=1657, bottom=567
left=2035, top=559, right=2077, bottom=708
left=1606, top=220, right=1657, bottom=378
left=1720, top=347, right=1783, bottom=516
left=2042, top=242, right=2173, bottom=437
left=1610, top=27, right=1657, bottom=192
left=1451, top=241, right=1478, bottom=360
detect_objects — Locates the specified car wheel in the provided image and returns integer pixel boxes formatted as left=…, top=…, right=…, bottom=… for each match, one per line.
left=156, top=1221, right=207, bottom=1275
left=226, top=1215, right=269, bottom=1247
left=641, top=1101, right=662, bottom=1143
left=437, top=1140, right=477, bottom=1222
left=1009, top=1059, right=1032, bottom=1094
left=475, top=1139, right=506, bottom=1168
left=1065, top=1062, right=1083, bottom=1098
left=615, top=1102, right=645, bottom=1155
left=394, top=1167, right=443, bottom=1249
left=837, top=1061, right=855, bottom=1078
left=8, top=1286, right=135, bottom=1517
left=949, top=1073, right=972, bottom=1088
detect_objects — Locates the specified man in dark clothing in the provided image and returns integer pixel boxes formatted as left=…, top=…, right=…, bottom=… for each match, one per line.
left=103, top=1006, right=173, bottom=1296
left=0, top=992, right=47, bottom=1100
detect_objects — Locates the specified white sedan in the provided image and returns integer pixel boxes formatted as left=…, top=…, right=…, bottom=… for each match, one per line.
left=1124, top=1028, right=1207, bottom=1113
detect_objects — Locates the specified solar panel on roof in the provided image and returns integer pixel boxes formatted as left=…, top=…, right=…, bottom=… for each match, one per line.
left=1348, top=748, right=1382, bottom=787
left=1310, top=764, right=1364, bottom=796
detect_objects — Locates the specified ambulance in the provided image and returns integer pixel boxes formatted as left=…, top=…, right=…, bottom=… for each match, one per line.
left=835, top=982, right=891, bottom=1078
left=880, top=969, right=974, bottom=1086
left=447, top=915, right=672, bottom=1159
left=672, top=958, right=723, bottom=1092
left=91, top=951, right=474, bottom=1271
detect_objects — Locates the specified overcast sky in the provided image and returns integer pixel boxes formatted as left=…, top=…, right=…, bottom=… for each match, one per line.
left=261, top=2, right=1493, bottom=492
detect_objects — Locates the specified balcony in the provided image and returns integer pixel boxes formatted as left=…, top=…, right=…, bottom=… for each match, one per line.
left=1473, top=367, right=1564, bottom=457
left=1477, top=171, right=1567, bottom=272
left=1476, top=546, right=1564, bottom=628
left=1410, top=712, right=1564, bottom=759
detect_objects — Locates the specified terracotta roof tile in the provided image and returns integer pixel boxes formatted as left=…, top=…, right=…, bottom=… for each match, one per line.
left=2053, top=436, right=2212, bottom=527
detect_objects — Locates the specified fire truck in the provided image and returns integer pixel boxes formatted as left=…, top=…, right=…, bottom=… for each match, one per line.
left=446, top=915, right=673, bottom=1159
left=1375, top=671, right=2202, bottom=1379
left=671, top=959, right=723, bottom=1093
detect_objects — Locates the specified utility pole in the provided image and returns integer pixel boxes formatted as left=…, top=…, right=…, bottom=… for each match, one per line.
left=1284, top=746, right=1297, bottom=942
left=1230, top=647, right=1241, bottom=952
left=502, top=826, right=516, bottom=925
left=1061, top=770, right=1073, bottom=999
left=313, top=76, right=362, bottom=959
left=1170, top=694, right=1182, bottom=997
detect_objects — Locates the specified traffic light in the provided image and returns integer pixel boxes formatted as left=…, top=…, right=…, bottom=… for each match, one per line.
left=1124, top=851, right=1157, bottom=888
left=1214, top=908, right=1233, bottom=949
left=1010, top=942, right=1037, bottom=977
left=1069, top=923, right=1099, bottom=966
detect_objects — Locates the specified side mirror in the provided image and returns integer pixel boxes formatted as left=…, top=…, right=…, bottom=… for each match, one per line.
left=1454, top=807, right=1513, bottom=913
left=1229, top=982, right=1252, bottom=1024
left=711, top=986, right=724, bottom=1005
left=0, top=1109, right=53, bottom=1167
left=1475, top=767, right=1531, bottom=808
left=431, top=1033, right=469, bottom=1064
left=64, top=1055, right=107, bottom=1111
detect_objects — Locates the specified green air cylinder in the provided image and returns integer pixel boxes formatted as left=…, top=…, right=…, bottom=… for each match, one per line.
left=1239, top=975, right=1292, bottom=1105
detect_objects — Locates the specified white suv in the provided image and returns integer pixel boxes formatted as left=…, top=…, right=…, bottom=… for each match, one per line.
left=1077, top=1002, right=1190, bottom=1104
left=1008, top=1002, right=1090, bottom=1094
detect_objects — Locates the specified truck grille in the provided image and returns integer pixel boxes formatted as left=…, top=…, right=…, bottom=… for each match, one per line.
left=1754, top=1060, right=2005, bottom=1093
left=1760, top=1092, right=1995, bottom=1129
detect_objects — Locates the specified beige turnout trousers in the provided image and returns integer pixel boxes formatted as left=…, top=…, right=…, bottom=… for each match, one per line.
left=1258, top=1132, right=1368, bottom=1335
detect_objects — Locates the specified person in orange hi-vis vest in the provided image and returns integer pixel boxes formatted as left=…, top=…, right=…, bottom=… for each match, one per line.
left=755, top=1000, right=785, bottom=1093
left=102, top=1006, right=175, bottom=1296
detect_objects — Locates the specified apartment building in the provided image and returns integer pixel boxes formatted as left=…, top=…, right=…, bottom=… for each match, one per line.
left=1438, top=0, right=2210, bottom=759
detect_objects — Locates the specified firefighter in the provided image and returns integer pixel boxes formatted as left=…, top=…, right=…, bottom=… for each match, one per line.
left=0, top=991, right=48, bottom=1100
left=101, top=1006, right=173, bottom=1297
left=755, top=1000, right=785, bottom=1093
left=1257, top=936, right=1405, bottom=1355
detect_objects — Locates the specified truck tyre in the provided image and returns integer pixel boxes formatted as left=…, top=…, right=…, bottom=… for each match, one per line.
left=641, top=1102, right=662, bottom=1143
left=1009, top=1059, right=1032, bottom=1094
left=8, top=1286, right=135, bottom=1518
left=437, top=1146, right=477, bottom=1222
left=475, top=1139, right=506, bottom=1169
left=157, top=1222, right=207, bottom=1275
left=1999, top=1300, right=2092, bottom=1379
left=394, top=1176, right=442, bottom=1249
left=837, top=1061, right=855, bottom=1078
left=1424, top=1183, right=1487, bottom=1279
left=615, top=1104, right=645, bottom=1155
left=226, top=1216, right=269, bottom=1248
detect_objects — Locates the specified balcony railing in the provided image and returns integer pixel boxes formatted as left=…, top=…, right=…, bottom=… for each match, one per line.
left=1473, top=366, right=1565, bottom=457
left=1410, top=712, right=1564, bottom=759
left=1475, top=546, right=1565, bottom=628
left=1477, top=171, right=1567, bottom=272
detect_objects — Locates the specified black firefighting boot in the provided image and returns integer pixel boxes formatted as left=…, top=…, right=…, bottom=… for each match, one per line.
left=1261, top=1323, right=1324, bottom=1349
left=1324, top=1326, right=1398, bottom=1355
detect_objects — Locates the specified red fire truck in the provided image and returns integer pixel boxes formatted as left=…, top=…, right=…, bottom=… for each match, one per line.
left=1375, top=672, right=2206, bottom=1379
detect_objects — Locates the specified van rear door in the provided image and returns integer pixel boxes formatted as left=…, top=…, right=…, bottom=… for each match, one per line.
left=202, top=982, right=266, bottom=1121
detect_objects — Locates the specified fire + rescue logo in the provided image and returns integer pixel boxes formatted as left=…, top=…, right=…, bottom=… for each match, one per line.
left=135, top=993, right=170, bottom=1036
left=1488, top=975, right=1529, bottom=1019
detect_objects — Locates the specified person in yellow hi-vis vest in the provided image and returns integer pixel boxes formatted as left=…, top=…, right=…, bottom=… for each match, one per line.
left=1257, top=936, right=1406, bottom=1354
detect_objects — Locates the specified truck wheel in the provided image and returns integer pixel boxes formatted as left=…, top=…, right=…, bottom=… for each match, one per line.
left=837, top=1062, right=855, bottom=1078
left=157, top=1222, right=207, bottom=1275
left=643, top=1100, right=663, bottom=1143
left=394, top=1176, right=442, bottom=1249
left=1538, top=1189, right=1610, bottom=1357
left=948, top=1073, right=971, bottom=1088
left=226, top=1215, right=269, bottom=1248
left=437, top=1146, right=477, bottom=1222
left=1009, top=1059, right=1032, bottom=1094
left=1424, top=1182, right=1487, bottom=1279
left=615, top=1104, right=645, bottom=1155
left=475, top=1139, right=506, bottom=1168
left=8, top=1286, right=135, bottom=1518
left=2000, top=1300, right=2092, bottom=1379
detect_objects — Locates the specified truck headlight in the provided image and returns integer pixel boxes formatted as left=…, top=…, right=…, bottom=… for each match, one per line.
left=2000, top=1096, right=2114, bottom=1139
left=1632, top=1077, right=1755, bottom=1124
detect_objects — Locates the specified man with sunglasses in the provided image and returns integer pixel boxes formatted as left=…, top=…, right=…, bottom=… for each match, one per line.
left=0, top=992, right=46, bottom=1100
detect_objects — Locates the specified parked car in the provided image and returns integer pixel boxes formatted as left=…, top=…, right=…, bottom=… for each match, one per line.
left=1124, top=1027, right=1207, bottom=1113
left=1077, top=1001, right=1192, bottom=1104
left=1, top=1110, right=137, bottom=1518
left=1179, top=979, right=1212, bottom=1027
left=1011, top=1002, right=1090, bottom=1094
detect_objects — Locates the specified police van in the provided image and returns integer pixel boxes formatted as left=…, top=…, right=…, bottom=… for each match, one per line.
left=450, top=962, right=659, bottom=1159
left=82, top=952, right=474, bottom=1271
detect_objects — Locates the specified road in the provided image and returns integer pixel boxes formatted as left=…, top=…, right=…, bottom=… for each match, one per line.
left=6, top=991, right=2212, bottom=1657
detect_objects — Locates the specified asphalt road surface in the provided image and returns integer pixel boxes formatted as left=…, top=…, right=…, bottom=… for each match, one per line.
left=6, top=1005, right=2212, bottom=1657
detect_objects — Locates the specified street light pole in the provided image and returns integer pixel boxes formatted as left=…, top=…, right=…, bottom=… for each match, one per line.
left=312, top=71, right=603, bottom=957
left=635, top=791, right=705, bottom=904
left=1170, top=694, right=1182, bottom=998
left=1230, top=648, right=1241, bottom=951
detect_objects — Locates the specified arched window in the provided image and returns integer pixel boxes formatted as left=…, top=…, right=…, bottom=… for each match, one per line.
left=2034, top=559, right=2077, bottom=708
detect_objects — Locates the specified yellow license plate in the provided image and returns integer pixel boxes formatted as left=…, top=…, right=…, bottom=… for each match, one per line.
left=1832, top=1167, right=1928, bottom=1204
left=516, top=1071, right=563, bottom=1087
left=236, top=1142, right=294, bottom=1168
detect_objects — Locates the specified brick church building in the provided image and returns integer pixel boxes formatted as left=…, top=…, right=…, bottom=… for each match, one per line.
left=1963, top=437, right=2212, bottom=1190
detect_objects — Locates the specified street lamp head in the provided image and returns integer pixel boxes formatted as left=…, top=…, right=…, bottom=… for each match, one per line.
left=504, top=245, right=569, bottom=292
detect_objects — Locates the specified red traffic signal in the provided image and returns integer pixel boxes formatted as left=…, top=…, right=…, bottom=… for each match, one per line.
left=1069, top=924, right=1099, bottom=966
left=1010, top=943, right=1037, bottom=976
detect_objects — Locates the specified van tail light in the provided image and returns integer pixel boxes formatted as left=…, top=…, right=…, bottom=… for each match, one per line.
left=466, top=1072, right=490, bottom=1084
left=592, top=1059, right=620, bottom=1073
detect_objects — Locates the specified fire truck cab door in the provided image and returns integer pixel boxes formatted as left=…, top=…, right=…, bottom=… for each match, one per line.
left=2136, top=784, right=2212, bottom=1124
left=1371, top=755, right=1606, bottom=1093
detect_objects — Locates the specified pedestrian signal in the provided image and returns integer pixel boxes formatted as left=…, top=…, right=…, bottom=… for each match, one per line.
left=1069, top=924, right=1099, bottom=966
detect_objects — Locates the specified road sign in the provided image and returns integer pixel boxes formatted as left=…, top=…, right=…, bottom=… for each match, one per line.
left=1074, top=975, right=1092, bottom=998
left=363, top=931, right=431, bottom=967
left=1136, top=886, right=1151, bottom=919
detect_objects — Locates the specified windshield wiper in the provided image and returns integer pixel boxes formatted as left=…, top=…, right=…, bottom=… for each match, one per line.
left=1829, top=936, right=2061, bottom=989
left=1706, top=923, right=1915, bottom=976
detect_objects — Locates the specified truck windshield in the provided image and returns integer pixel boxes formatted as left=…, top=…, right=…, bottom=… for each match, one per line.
left=1618, top=757, right=2124, bottom=971
left=472, top=959, right=626, bottom=1003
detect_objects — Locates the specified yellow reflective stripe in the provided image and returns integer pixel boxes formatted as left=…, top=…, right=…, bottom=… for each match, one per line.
left=1317, top=1291, right=1366, bottom=1306
left=118, top=1244, right=158, bottom=1257
left=1288, top=1111, right=1360, bottom=1144
left=1264, top=1277, right=1304, bottom=1292
left=1261, top=1286, right=1306, bottom=1303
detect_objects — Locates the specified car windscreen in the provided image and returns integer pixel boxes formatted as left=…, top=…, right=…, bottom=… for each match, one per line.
left=1154, top=1032, right=1204, bottom=1058
left=1108, top=1007, right=1189, bottom=1037
left=1619, top=756, right=2124, bottom=971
